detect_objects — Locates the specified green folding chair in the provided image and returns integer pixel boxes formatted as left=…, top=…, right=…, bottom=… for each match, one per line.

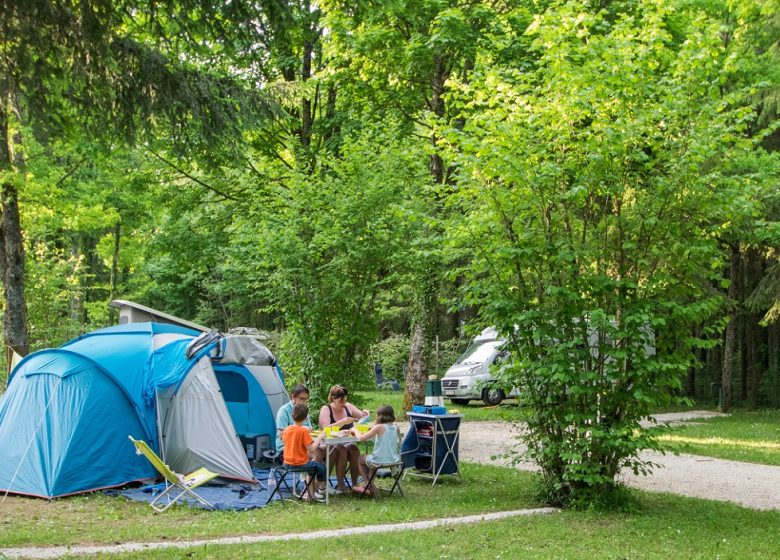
left=128, top=436, right=219, bottom=512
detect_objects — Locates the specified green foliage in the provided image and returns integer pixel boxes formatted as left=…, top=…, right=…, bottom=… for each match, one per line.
left=5, top=1, right=779, bottom=515
left=19, top=140, right=171, bottom=342
left=233, top=126, right=427, bottom=399
left=433, top=336, right=468, bottom=377
left=3, top=1, right=278, bottom=156
left=369, top=333, right=411, bottom=382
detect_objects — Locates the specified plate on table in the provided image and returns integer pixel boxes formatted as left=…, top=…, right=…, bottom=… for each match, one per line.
left=327, top=430, right=352, bottom=438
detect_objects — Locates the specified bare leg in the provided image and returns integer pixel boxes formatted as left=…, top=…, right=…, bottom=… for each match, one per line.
left=357, top=455, right=370, bottom=485
left=346, top=443, right=361, bottom=486
left=331, top=445, right=350, bottom=492
left=306, top=475, right=316, bottom=499
left=357, top=456, right=378, bottom=497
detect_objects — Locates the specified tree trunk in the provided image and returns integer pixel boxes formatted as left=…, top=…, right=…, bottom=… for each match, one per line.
left=720, top=243, right=741, bottom=412
left=299, top=0, right=316, bottom=154
left=428, top=55, right=447, bottom=185
left=770, top=321, right=780, bottom=406
left=404, top=267, right=439, bottom=411
left=451, top=275, right=464, bottom=340
left=404, top=53, right=451, bottom=411
left=300, top=37, right=313, bottom=148
left=69, top=237, right=82, bottom=323
left=710, top=336, right=722, bottom=400
left=109, top=220, right=121, bottom=323
left=0, top=83, right=29, bottom=368
left=747, top=319, right=758, bottom=407
left=404, top=322, right=427, bottom=411
left=685, top=323, right=698, bottom=398
left=740, top=312, right=748, bottom=402
left=746, top=247, right=765, bottom=406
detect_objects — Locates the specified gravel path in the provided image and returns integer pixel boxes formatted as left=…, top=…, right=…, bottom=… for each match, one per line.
left=456, top=411, right=780, bottom=511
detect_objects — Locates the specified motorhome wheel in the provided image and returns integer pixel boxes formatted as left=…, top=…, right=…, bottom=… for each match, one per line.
left=482, top=387, right=504, bottom=406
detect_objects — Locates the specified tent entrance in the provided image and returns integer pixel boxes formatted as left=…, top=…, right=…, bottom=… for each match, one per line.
left=158, top=357, right=253, bottom=482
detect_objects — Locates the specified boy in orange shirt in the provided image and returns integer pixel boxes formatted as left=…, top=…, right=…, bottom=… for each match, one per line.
left=282, top=403, right=327, bottom=501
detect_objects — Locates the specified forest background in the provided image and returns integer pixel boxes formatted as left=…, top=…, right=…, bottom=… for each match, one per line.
left=1, top=0, right=779, bottom=505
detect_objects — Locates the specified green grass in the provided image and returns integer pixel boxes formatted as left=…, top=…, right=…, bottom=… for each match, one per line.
left=3, top=458, right=780, bottom=558
left=358, top=390, right=524, bottom=422
left=0, top=463, right=535, bottom=547
left=33, top=491, right=780, bottom=559
left=659, top=409, right=780, bottom=466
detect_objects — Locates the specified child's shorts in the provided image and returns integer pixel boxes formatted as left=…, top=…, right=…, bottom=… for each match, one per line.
left=366, top=456, right=402, bottom=476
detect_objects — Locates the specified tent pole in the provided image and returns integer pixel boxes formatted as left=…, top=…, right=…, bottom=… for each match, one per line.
left=156, top=388, right=165, bottom=460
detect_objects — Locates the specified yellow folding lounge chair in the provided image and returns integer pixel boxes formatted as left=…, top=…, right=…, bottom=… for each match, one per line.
left=128, top=436, right=219, bottom=512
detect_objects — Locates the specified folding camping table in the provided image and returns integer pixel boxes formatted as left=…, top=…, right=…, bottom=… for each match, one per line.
left=322, top=433, right=360, bottom=504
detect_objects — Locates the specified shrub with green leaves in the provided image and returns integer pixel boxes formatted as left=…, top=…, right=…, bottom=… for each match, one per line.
left=370, top=333, right=410, bottom=384
left=444, top=1, right=776, bottom=505
left=245, top=126, right=427, bottom=400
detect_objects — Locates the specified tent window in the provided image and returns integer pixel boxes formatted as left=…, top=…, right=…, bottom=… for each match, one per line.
left=215, top=371, right=249, bottom=403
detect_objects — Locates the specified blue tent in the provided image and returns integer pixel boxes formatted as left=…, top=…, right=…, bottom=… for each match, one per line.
left=0, top=323, right=271, bottom=498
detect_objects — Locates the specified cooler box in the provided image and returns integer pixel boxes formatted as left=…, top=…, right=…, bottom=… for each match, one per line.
left=412, top=405, right=447, bottom=415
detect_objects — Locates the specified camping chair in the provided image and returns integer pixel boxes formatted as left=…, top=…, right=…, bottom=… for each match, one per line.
left=358, top=427, right=405, bottom=499
left=128, top=436, right=219, bottom=512
left=359, top=460, right=405, bottom=499
left=265, top=463, right=319, bottom=505
left=374, top=362, right=400, bottom=391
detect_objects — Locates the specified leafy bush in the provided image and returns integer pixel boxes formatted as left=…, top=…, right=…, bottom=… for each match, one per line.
left=369, top=333, right=409, bottom=384
left=443, top=2, right=766, bottom=505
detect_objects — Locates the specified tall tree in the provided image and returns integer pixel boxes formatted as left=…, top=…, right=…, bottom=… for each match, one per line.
left=0, top=84, right=27, bottom=361
left=324, top=0, right=499, bottom=407
left=0, top=0, right=276, bottom=371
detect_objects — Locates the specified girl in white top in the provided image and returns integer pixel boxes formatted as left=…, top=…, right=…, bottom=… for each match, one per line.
left=349, top=404, right=400, bottom=498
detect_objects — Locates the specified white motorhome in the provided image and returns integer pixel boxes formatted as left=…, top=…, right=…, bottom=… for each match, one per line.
left=441, top=327, right=517, bottom=406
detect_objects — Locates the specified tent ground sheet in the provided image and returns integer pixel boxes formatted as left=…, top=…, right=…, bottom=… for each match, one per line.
left=113, top=468, right=336, bottom=511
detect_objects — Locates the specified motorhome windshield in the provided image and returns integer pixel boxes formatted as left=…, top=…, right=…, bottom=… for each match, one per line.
left=455, top=340, right=504, bottom=366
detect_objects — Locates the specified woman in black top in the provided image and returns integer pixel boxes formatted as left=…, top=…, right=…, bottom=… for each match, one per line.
left=317, top=384, right=369, bottom=494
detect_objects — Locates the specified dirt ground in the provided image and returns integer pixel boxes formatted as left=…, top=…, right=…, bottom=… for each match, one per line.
left=451, top=411, right=780, bottom=511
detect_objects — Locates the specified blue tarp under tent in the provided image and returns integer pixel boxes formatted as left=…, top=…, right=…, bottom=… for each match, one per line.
left=0, top=322, right=289, bottom=499
left=115, top=469, right=351, bottom=510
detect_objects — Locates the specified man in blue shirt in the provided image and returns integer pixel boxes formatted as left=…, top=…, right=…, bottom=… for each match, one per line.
left=275, top=384, right=314, bottom=453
